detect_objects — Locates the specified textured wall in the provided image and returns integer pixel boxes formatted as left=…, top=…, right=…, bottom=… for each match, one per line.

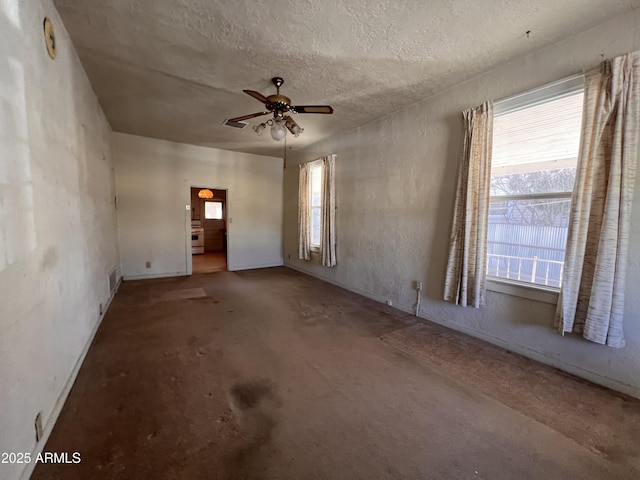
left=283, top=10, right=640, bottom=398
left=112, top=133, right=283, bottom=278
left=0, top=2, right=120, bottom=480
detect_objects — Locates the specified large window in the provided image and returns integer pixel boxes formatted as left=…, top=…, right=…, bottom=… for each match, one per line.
left=488, top=77, right=584, bottom=288
left=309, top=162, right=322, bottom=248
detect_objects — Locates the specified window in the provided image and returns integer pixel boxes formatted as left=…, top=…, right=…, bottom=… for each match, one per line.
left=309, top=162, right=322, bottom=248
left=488, top=76, right=584, bottom=288
left=204, top=201, right=223, bottom=220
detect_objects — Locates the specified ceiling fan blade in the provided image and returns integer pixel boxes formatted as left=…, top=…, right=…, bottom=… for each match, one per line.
left=243, top=90, right=270, bottom=104
left=228, top=111, right=270, bottom=122
left=292, top=105, right=334, bottom=114
left=283, top=115, right=301, bottom=135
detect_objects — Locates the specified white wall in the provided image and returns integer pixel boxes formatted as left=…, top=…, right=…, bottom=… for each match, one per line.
left=284, top=11, right=640, bottom=399
left=0, top=2, right=120, bottom=480
left=112, top=132, right=283, bottom=279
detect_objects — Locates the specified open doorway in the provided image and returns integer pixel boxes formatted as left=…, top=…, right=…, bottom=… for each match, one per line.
left=190, top=187, right=227, bottom=274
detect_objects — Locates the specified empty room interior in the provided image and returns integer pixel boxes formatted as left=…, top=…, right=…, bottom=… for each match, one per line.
left=3, top=1, right=640, bottom=479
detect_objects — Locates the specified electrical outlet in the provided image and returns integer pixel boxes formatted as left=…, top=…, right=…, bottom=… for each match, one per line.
left=99, top=303, right=103, bottom=315
left=35, top=412, right=43, bottom=442
left=416, top=281, right=423, bottom=291
left=145, top=261, right=151, bottom=269
left=288, top=253, right=291, bottom=259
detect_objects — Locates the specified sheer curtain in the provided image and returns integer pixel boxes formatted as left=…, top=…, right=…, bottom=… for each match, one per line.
left=444, top=102, right=494, bottom=308
left=555, top=52, right=640, bottom=347
left=298, top=163, right=311, bottom=260
left=321, top=154, right=337, bottom=267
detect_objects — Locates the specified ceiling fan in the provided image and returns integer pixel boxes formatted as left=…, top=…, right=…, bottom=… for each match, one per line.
left=228, top=77, right=334, bottom=141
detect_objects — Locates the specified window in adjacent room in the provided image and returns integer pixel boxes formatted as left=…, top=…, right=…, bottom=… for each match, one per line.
left=309, top=162, right=323, bottom=248
left=204, top=201, right=223, bottom=220
left=488, top=76, right=584, bottom=288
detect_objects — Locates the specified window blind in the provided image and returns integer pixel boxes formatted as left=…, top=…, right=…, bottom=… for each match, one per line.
left=492, top=76, right=584, bottom=176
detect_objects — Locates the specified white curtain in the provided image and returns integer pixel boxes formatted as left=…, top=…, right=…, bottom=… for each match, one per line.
left=321, top=154, right=337, bottom=267
left=298, top=163, right=311, bottom=260
left=444, top=102, right=494, bottom=308
left=555, top=52, right=640, bottom=347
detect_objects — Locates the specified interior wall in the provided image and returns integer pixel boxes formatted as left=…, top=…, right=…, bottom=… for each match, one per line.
left=112, top=132, right=283, bottom=278
left=283, top=10, right=640, bottom=399
left=0, top=2, right=120, bottom=480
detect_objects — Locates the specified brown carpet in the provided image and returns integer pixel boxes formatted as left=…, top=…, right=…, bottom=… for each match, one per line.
left=33, top=267, right=640, bottom=479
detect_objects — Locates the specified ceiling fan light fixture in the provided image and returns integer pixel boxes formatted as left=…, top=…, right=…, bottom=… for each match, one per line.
left=291, top=124, right=303, bottom=137
left=229, top=77, right=334, bottom=142
left=253, top=123, right=266, bottom=135
left=270, top=119, right=287, bottom=141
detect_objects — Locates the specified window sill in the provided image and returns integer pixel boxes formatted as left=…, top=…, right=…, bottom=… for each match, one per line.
left=486, top=277, right=559, bottom=305
left=310, top=246, right=320, bottom=253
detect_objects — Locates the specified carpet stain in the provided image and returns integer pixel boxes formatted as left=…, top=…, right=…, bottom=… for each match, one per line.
left=231, top=380, right=274, bottom=410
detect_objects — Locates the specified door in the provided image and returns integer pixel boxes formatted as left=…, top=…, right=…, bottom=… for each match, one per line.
left=203, top=194, right=226, bottom=252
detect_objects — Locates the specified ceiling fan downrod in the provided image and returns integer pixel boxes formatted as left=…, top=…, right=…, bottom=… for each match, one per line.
left=272, top=77, right=284, bottom=95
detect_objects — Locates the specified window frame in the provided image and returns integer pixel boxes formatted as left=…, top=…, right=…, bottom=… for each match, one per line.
left=308, top=160, right=323, bottom=251
left=486, top=75, right=584, bottom=299
left=204, top=200, right=224, bottom=220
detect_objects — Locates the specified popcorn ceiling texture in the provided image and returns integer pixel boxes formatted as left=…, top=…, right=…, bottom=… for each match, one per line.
left=53, top=0, right=640, bottom=156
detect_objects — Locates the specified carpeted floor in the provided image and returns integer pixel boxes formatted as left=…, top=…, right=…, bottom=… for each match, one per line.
left=32, top=267, right=640, bottom=479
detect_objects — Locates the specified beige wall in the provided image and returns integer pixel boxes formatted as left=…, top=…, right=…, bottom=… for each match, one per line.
left=0, top=2, right=120, bottom=479
left=113, top=133, right=283, bottom=278
left=284, top=10, right=640, bottom=399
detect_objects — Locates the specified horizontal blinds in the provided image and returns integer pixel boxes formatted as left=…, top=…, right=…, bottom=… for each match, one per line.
left=492, top=78, right=584, bottom=173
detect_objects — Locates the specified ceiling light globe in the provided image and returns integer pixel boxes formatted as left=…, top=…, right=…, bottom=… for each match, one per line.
left=270, top=124, right=287, bottom=141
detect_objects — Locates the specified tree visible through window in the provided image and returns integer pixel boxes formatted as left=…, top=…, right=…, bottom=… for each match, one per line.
left=489, top=78, right=584, bottom=288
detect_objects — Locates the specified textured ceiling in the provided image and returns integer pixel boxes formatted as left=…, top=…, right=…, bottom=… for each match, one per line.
left=54, top=0, right=639, bottom=157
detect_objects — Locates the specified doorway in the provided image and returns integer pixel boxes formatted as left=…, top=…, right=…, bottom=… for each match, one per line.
left=190, top=187, right=228, bottom=274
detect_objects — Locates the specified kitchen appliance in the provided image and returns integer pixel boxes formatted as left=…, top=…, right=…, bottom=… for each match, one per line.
left=191, top=221, right=204, bottom=255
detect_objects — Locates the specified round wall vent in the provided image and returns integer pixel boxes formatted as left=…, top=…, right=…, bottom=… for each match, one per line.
left=43, top=17, right=56, bottom=59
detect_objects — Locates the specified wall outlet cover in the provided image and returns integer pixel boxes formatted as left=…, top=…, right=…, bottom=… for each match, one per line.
left=145, top=261, right=151, bottom=268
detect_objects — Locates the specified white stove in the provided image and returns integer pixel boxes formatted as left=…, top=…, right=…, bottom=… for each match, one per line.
left=191, top=221, right=204, bottom=255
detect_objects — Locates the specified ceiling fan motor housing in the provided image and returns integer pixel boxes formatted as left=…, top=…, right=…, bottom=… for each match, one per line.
left=266, top=94, right=292, bottom=117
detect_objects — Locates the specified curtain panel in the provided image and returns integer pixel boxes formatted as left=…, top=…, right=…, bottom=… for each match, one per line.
left=444, top=102, right=494, bottom=308
left=298, top=163, right=311, bottom=260
left=321, top=154, right=337, bottom=267
left=555, top=51, right=640, bottom=347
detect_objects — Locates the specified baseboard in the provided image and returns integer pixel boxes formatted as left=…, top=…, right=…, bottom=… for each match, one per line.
left=419, top=314, right=640, bottom=400
left=284, top=263, right=416, bottom=314
left=122, top=271, right=188, bottom=281
left=284, top=263, right=640, bottom=401
left=229, top=261, right=284, bottom=272
left=19, top=277, right=122, bottom=480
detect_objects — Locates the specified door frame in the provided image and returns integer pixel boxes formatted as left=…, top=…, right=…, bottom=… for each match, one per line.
left=186, top=185, right=230, bottom=275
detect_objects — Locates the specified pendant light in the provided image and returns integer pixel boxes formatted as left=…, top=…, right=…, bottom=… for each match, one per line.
left=198, top=189, right=214, bottom=199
